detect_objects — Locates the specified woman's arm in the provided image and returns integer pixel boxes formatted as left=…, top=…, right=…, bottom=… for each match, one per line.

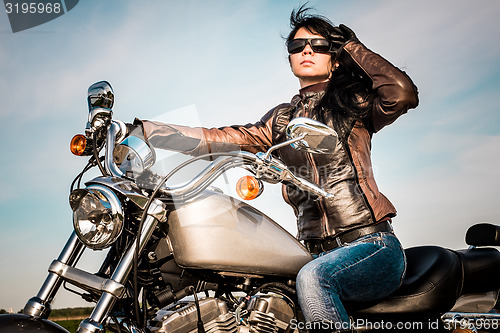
left=136, top=108, right=276, bottom=155
left=337, top=27, right=419, bottom=132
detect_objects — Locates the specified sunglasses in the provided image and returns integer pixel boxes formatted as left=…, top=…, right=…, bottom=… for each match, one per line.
left=287, top=38, right=332, bottom=54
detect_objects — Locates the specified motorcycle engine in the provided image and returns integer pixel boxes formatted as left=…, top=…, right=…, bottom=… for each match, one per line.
left=152, top=295, right=295, bottom=333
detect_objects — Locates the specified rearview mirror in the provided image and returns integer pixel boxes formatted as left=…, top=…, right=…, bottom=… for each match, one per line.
left=286, top=117, right=338, bottom=154
left=86, top=81, right=115, bottom=134
left=88, top=80, right=114, bottom=111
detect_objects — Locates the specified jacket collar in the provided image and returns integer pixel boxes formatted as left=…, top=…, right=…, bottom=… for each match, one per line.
left=290, top=81, right=329, bottom=107
left=299, top=81, right=328, bottom=97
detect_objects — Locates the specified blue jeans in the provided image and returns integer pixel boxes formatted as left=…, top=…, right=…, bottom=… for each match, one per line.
left=296, top=232, right=406, bottom=325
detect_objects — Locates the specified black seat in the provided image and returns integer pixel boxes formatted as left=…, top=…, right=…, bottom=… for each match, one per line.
left=456, top=247, right=500, bottom=294
left=348, top=246, right=462, bottom=316
left=466, top=223, right=500, bottom=247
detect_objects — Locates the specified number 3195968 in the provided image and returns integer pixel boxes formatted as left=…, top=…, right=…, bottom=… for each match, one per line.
left=5, top=2, right=62, bottom=14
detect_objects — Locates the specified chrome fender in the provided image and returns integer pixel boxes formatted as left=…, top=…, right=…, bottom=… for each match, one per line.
left=0, top=314, right=69, bottom=333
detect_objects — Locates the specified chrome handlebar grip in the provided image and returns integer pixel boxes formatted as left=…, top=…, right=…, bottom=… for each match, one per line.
left=254, top=153, right=333, bottom=200
left=282, top=171, right=333, bottom=199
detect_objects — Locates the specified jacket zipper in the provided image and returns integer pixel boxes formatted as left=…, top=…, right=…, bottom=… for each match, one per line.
left=302, top=100, right=329, bottom=238
left=305, top=152, right=329, bottom=237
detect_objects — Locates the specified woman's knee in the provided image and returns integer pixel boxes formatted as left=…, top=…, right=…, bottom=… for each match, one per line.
left=297, top=262, right=315, bottom=286
left=296, top=261, right=323, bottom=293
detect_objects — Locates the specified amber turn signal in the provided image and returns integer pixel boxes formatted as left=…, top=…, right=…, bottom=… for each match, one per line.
left=236, top=176, right=263, bottom=200
left=70, top=134, right=91, bottom=156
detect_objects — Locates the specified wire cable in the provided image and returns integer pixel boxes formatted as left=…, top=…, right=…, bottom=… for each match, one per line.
left=132, top=151, right=248, bottom=327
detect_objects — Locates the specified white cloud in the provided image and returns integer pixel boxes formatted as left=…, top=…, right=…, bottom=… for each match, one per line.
left=384, top=132, right=500, bottom=249
left=341, top=0, right=500, bottom=104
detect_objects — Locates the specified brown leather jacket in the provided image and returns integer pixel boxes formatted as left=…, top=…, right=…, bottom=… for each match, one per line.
left=141, top=40, right=419, bottom=241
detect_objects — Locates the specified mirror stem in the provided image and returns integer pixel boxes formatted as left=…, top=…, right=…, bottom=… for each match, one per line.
left=263, top=134, right=306, bottom=161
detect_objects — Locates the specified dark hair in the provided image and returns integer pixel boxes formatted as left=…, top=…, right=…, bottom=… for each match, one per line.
left=288, top=5, right=375, bottom=140
left=317, top=68, right=376, bottom=140
left=287, top=5, right=345, bottom=58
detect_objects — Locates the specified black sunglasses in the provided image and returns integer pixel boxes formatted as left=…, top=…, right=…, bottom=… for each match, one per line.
left=287, top=38, right=332, bottom=54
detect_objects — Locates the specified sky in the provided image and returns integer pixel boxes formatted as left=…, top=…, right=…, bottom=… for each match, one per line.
left=1, top=0, right=500, bottom=312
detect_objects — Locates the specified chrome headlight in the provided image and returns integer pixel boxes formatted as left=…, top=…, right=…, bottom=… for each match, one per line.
left=70, top=185, right=124, bottom=250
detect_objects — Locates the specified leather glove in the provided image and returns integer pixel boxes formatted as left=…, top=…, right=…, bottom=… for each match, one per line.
left=332, top=24, right=373, bottom=84
left=329, top=26, right=346, bottom=52
left=329, top=24, right=359, bottom=56
left=125, top=119, right=146, bottom=140
left=333, top=24, right=363, bottom=69
left=125, top=122, right=137, bottom=135
left=338, top=24, right=359, bottom=44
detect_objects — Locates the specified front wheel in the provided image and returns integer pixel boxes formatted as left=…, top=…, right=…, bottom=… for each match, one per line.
left=0, top=314, right=69, bottom=333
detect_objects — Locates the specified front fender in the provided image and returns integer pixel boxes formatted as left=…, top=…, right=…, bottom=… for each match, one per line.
left=0, top=314, right=69, bottom=333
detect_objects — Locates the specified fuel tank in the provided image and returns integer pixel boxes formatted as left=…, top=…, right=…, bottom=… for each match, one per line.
left=167, top=190, right=312, bottom=277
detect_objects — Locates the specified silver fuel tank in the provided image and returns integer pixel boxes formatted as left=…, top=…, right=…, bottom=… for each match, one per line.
left=167, top=190, right=312, bottom=277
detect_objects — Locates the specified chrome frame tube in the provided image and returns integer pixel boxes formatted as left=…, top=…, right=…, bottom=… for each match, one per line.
left=442, top=311, right=500, bottom=320
left=77, top=201, right=164, bottom=333
left=24, top=231, right=84, bottom=318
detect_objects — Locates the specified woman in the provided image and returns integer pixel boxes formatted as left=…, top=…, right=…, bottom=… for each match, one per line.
left=134, top=6, right=418, bottom=332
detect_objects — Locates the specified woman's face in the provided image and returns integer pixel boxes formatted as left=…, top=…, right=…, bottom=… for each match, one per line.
left=289, top=27, right=333, bottom=88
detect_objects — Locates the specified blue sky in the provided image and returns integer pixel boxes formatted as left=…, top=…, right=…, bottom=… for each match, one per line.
left=1, top=0, right=500, bottom=312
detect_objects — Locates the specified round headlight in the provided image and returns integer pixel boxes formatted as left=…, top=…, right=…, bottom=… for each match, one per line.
left=70, top=185, right=124, bottom=250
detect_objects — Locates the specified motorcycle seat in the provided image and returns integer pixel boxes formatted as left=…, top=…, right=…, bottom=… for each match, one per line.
left=348, top=246, right=462, bottom=316
left=456, top=247, right=500, bottom=294
left=466, top=223, right=500, bottom=246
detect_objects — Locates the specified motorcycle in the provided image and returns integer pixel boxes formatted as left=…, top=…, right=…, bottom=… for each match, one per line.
left=1, top=81, right=500, bottom=333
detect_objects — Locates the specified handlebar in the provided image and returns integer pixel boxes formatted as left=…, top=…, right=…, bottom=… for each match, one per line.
left=156, top=151, right=333, bottom=202
left=103, top=120, right=333, bottom=202
left=254, top=152, right=333, bottom=199
left=157, top=152, right=257, bottom=202
left=104, top=121, right=126, bottom=178
left=282, top=170, right=333, bottom=199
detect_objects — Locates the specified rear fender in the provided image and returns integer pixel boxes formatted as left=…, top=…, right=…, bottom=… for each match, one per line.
left=0, top=314, right=69, bottom=333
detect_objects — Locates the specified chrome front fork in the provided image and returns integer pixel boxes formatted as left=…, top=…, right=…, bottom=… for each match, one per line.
left=77, top=203, right=164, bottom=333
left=23, top=231, right=84, bottom=318
left=23, top=201, right=165, bottom=333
